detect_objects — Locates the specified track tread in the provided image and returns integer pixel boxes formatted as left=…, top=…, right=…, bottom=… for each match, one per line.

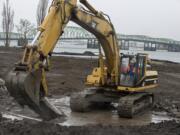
left=118, top=93, right=154, bottom=118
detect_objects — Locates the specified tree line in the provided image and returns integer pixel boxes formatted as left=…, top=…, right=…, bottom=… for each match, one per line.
left=1, top=0, right=49, bottom=47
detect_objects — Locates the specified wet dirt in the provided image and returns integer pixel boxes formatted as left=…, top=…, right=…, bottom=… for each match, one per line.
left=0, top=47, right=180, bottom=135
left=2, top=96, right=177, bottom=126
left=50, top=96, right=178, bottom=126
left=0, top=116, right=180, bottom=135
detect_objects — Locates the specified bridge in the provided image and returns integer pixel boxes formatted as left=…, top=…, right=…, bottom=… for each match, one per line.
left=0, top=26, right=180, bottom=52
left=61, top=26, right=180, bottom=52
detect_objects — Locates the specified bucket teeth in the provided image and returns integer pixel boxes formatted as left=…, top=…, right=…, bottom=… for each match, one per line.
left=5, top=70, right=63, bottom=120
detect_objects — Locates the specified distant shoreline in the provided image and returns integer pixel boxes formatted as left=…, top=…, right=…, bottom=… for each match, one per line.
left=0, top=46, right=179, bottom=64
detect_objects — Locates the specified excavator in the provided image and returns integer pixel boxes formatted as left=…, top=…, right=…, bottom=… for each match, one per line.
left=5, top=0, right=158, bottom=120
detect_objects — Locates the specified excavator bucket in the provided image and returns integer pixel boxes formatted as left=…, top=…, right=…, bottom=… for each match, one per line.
left=5, top=70, right=63, bottom=120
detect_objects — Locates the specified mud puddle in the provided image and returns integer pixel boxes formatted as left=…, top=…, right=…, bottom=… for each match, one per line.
left=1, top=96, right=178, bottom=126
left=49, top=97, right=178, bottom=126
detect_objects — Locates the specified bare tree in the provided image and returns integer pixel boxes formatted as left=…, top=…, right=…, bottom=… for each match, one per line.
left=2, top=0, right=14, bottom=47
left=16, top=19, right=35, bottom=39
left=37, top=0, right=49, bottom=26
left=16, top=19, right=36, bottom=46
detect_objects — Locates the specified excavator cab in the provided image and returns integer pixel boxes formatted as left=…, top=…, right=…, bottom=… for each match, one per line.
left=120, top=53, right=148, bottom=87
left=119, top=53, right=158, bottom=91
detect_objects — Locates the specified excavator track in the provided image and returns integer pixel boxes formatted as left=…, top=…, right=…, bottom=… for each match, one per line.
left=70, top=88, right=113, bottom=112
left=70, top=90, right=94, bottom=112
left=70, top=89, right=154, bottom=118
left=117, top=92, right=154, bottom=118
left=70, top=93, right=90, bottom=112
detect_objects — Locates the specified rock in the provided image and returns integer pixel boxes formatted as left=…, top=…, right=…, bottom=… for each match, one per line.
left=170, top=111, right=180, bottom=118
left=0, top=78, right=5, bottom=86
left=0, top=78, right=7, bottom=92
left=6, top=107, right=11, bottom=111
left=176, top=113, right=180, bottom=118
left=0, top=113, right=2, bottom=120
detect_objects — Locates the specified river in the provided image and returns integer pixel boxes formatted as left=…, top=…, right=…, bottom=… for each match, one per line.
left=1, top=40, right=180, bottom=63
left=54, top=40, right=180, bottom=63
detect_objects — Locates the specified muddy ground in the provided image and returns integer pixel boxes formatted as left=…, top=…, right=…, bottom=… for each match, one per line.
left=0, top=47, right=180, bottom=135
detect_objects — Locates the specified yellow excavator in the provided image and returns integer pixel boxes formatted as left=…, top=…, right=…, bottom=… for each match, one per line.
left=5, top=0, right=158, bottom=120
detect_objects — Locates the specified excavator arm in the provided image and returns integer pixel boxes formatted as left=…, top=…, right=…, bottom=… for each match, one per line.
left=5, top=0, right=120, bottom=120
left=72, top=3, right=120, bottom=85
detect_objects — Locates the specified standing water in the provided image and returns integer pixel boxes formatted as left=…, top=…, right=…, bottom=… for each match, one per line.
left=1, top=96, right=178, bottom=126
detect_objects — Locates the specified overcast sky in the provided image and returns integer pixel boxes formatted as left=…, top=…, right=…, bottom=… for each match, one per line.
left=0, top=0, right=180, bottom=40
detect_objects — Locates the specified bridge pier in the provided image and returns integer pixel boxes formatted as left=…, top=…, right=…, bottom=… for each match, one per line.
left=168, top=45, right=174, bottom=52
left=156, top=44, right=160, bottom=50
left=168, top=45, right=180, bottom=52
left=156, top=44, right=168, bottom=51
left=87, top=39, right=99, bottom=49
left=120, top=40, right=129, bottom=50
left=144, top=42, right=156, bottom=51
left=152, top=43, right=157, bottom=51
